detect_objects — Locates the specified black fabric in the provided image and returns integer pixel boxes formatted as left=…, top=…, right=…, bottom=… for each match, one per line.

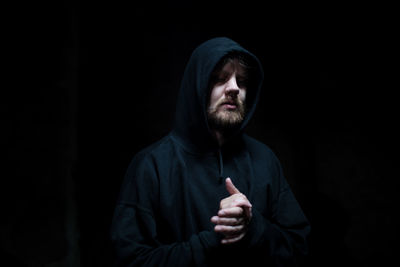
left=111, top=37, right=310, bottom=266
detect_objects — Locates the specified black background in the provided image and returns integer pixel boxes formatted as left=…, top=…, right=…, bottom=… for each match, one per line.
left=2, top=1, right=399, bottom=266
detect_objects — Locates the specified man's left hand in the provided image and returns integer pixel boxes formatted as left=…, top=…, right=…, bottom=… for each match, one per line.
left=211, top=177, right=252, bottom=244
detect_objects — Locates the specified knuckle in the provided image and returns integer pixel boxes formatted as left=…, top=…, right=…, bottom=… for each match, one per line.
left=227, top=218, right=235, bottom=225
left=231, top=227, right=239, bottom=233
left=236, top=200, right=246, bottom=206
left=220, top=201, right=227, bottom=209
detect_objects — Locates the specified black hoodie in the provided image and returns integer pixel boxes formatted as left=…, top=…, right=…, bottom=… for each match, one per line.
left=111, top=37, right=310, bottom=267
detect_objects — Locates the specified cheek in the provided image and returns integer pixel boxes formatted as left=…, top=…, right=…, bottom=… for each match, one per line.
left=240, top=90, right=246, bottom=102
left=210, top=86, right=224, bottom=105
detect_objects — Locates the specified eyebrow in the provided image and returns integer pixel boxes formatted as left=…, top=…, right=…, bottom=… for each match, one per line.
left=236, top=73, right=248, bottom=79
left=217, top=70, right=248, bottom=78
left=217, top=71, right=231, bottom=77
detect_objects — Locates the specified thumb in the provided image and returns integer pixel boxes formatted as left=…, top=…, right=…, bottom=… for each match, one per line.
left=225, top=177, right=240, bottom=195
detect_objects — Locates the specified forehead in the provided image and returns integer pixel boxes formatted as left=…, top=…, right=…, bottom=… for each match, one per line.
left=217, top=58, right=248, bottom=76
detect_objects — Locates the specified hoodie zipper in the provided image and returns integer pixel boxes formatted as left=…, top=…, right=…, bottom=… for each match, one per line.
left=217, top=148, right=224, bottom=184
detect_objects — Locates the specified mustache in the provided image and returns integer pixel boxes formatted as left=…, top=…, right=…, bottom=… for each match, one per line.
left=216, top=97, right=243, bottom=107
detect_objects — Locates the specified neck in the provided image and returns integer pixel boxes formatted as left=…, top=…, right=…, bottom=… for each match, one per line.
left=211, top=130, right=225, bottom=147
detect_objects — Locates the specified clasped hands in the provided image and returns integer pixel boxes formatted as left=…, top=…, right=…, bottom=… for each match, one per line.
left=211, top=177, right=252, bottom=245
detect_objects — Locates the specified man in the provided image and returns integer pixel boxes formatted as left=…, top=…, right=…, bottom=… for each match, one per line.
left=111, top=37, right=310, bottom=266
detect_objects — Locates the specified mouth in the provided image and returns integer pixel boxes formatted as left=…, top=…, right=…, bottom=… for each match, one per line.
left=220, top=101, right=238, bottom=110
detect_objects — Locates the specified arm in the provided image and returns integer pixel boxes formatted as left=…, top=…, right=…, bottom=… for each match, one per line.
left=242, top=160, right=310, bottom=266
left=110, top=155, right=220, bottom=267
left=111, top=203, right=220, bottom=267
left=243, top=187, right=310, bottom=266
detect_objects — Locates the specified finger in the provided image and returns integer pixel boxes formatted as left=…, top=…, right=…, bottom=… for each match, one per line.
left=221, top=233, right=246, bottom=245
left=232, top=198, right=252, bottom=209
left=225, top=177, right=240, bottom=195
left=218, top=207, right=243, bottom=217
left=214, top=224, right=245, bottom=235
left=211, top=216, right=245, bottom=226
left=211, top=216, right=219, bottom=224
left=220, top=194, right=252, bottom=210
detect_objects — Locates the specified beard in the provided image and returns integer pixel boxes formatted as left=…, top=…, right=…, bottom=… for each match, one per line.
left=207, top=98, right=246, bottom=132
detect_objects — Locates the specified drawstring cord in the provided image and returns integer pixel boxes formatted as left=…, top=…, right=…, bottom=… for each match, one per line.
left=218, top=149, right=224, bottom=184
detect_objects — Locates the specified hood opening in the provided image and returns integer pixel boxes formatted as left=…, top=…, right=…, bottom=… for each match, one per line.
left=172, top=37, right=264, bottom=154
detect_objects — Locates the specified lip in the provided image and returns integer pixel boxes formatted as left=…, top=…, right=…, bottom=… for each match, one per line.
left=221, top=102, right=238, bottom=109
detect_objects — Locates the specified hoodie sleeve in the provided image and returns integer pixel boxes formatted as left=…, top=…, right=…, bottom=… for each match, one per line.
left=110, top=154, right=220, bottom=267
left=242, top=155, right=310, bottom=266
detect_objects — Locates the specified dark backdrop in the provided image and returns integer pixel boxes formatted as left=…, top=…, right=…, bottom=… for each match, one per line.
left=2, top=1, right=398, bottom=266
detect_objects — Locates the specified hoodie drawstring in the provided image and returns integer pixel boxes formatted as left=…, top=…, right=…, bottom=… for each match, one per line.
left=218, top=149, right=224, bottom=184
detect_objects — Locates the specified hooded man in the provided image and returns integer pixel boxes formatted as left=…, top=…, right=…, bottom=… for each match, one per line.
left=111, top=37, right=310, bottom=266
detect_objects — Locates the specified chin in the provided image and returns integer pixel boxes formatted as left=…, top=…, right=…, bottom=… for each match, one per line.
left=210, top=111, right=244, bottom=130
left=220, top=110, right=243, bottom=121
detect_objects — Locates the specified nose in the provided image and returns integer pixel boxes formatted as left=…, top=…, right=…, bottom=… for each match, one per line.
left=225, top=76, right=240, bottom=97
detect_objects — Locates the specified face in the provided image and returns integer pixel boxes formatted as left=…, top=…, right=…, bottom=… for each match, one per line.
left=207, top=58, right=248, bottom=131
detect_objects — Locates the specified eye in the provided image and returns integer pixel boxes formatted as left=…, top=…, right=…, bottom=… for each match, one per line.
left=216, top=75, right=229, bottom=84
left=237, top=78, right=248, bottom=88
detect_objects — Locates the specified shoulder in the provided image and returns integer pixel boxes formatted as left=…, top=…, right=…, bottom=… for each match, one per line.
left=242, top=134, right=279, bottom=162
left=131, top=135, right=175, bottom=162
left=117, top=137, right=177, bottom=207
left=119, top=135, right=175, bottom=200
left=242, top=134, right=288, bottom=190
left=241, top=134, right=284, bottom=179
left=125, top=134, right=180, bottom=176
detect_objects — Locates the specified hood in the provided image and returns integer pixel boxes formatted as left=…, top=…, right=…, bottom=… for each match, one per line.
left=172, top=37, right=264, bottom=153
